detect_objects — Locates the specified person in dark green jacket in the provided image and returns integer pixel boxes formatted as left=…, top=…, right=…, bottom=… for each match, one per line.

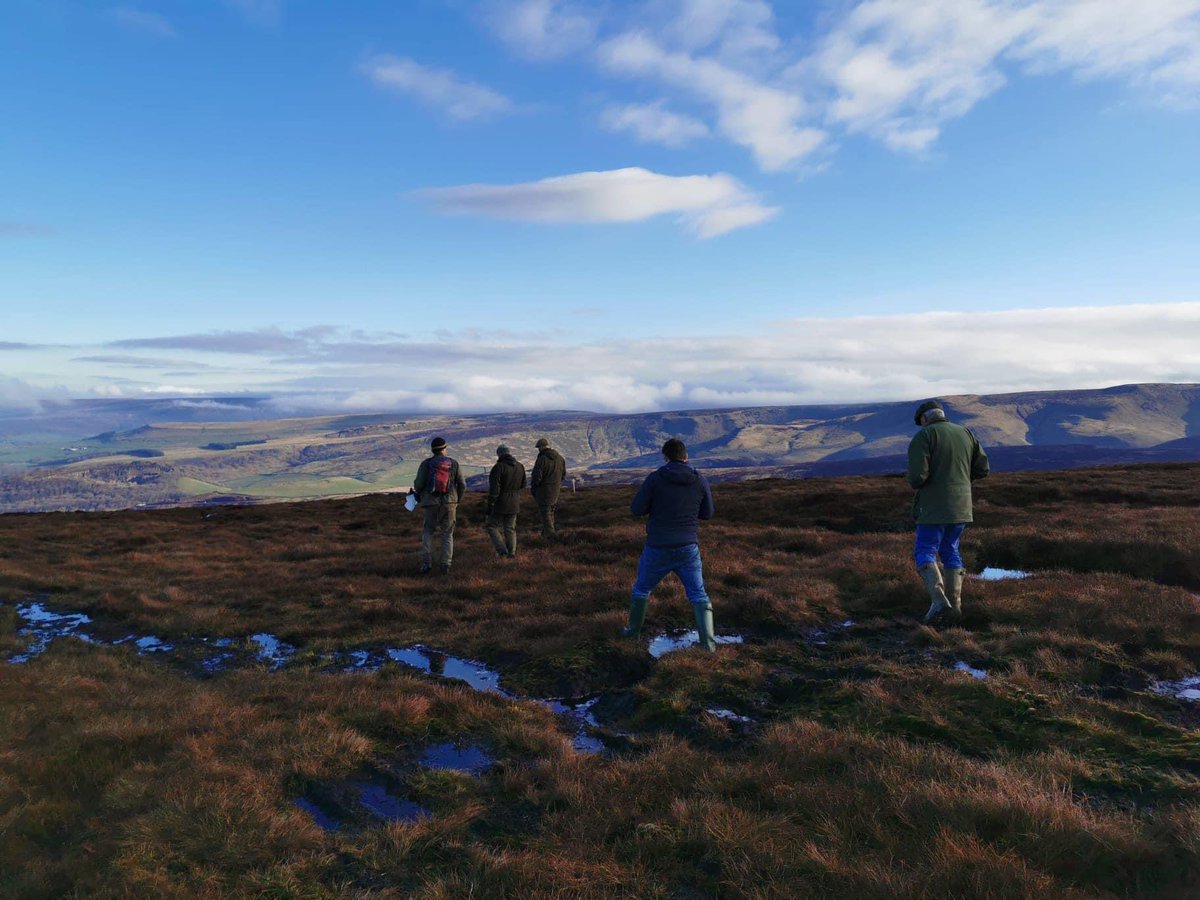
left=531, top=438, right=567, bottom=539
left=907, top=400, right=990, bottom=622
left=485, top=445, right=526, bottom=559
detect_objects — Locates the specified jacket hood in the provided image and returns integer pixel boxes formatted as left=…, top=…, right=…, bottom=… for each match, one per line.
left=497, top=454, right=519, bottom=465
left=538, top=448, right=564, bottom=461
left=658, top=460, right=700, bottom=485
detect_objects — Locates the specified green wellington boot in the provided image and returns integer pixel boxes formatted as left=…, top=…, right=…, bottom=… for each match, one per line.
left=920, top=563, right=951, bottom=623
left=693, top=603, right=717, bottom=652
left=945, top=567, right=966, bottom=616
left=620, top=596, right=649, bottom=638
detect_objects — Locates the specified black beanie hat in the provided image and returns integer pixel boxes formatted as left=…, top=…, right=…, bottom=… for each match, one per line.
left=430, top=436, right=447, bottom=451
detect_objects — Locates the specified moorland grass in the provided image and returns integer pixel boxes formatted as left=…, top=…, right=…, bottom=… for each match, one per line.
left=1, top=463, right=1199, bottom=897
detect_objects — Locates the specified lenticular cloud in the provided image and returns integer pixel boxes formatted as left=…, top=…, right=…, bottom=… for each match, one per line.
left=413, top=167, right=778, bottom=238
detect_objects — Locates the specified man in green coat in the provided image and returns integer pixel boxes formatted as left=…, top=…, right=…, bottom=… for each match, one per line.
left=413, top=436, right=467, bottom=576
left=530, top=437, right=567, bottom=539
left=907, top=400, right=990, bottom=622
left=485, top=445, right=526, bottom=558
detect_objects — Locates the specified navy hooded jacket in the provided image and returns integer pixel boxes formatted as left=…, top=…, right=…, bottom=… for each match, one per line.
left=630, top=460, right=714, bottom=548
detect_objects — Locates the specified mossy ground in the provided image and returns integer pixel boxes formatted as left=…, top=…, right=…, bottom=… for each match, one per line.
left=2, top=463, right=1199, bottom=897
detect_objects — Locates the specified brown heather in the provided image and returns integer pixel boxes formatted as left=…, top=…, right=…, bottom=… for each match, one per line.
left=1, top=462, right=1199, bottom=897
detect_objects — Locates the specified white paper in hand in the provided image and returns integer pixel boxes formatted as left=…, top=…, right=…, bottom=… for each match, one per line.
left=404, top=492, right=418, bottom=512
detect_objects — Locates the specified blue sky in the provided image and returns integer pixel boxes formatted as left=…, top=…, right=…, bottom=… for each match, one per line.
left=2, top=0, right=1199, bottom=414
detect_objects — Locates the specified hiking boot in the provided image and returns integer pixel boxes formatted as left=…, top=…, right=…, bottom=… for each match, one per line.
left=620, top=596, right=648, bottom=638
left=945, top=567, right=966, bottom=616
left=419, top=564, right=432, bottom=576
left=920, top=563, right=951, bottom=622
left=438, top=564, right=451, bottom=576
left=693, top=603, right=717, bottom=652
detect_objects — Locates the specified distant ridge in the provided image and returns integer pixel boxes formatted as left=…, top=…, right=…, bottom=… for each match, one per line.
left=2, top=383, right=1198, bottom=512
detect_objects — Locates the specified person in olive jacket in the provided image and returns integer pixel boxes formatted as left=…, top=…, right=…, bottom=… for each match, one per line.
left=907, top=400, right=990, bottom=621
left=485, top=444, right=526, bottom=558
left=412, top=436, right=467, bottom=576
left=530, top=437, right=567, bottom=539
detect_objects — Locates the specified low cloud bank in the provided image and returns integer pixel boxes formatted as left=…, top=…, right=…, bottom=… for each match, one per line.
left=14, top=303, right=1200, bottom=415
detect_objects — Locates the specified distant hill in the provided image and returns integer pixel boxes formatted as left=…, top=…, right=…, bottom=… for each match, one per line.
left=1, top=383, right=1198, bottom=512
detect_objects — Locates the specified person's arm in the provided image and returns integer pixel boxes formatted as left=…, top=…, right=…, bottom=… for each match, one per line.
left=698, top=474, right=714, bottom=521
left=454, top=462, right=467, bottom=502
left=519, top=464, right=527, bottom=491
left=486, top=464, right=500, bottom=511
left=413, top=459, right=428, bottom=498
left=907, top=432, right=930, bottom=489
left=970, top=434, right=990, bottom=481
left=530, top=456, right=543, bottom=492
left=630, top=473, right=654, bottom=517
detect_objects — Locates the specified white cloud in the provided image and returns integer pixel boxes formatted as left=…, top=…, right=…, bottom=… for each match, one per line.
left=1014, top=0, right=1200, bottom=103
left=413, top=166, right=777, bottom=237
left=360, top=55, right=514, bottom=121
left=0, top=377, right=69, bottom=414
left=808, top=0, right=1200, bottom=150
left=486, top=0, right=600, bottom=60
left=664, top=0, right=780, bottom=60
left=600, top=32, right=825, bottom=170
left=108, top=7, right=176, bottom=38
left=599, top=100, right=710, bottom=146
left=478, top=0, right=1200, bottom=164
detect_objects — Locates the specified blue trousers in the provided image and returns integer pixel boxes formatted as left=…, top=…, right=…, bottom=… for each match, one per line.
left=632, top=543, right=710, bottom=606
left=914, top=524, right=966, bottom=569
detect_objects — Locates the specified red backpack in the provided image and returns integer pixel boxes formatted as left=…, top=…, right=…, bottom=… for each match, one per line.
left=429, top=457, right=453, bottom=495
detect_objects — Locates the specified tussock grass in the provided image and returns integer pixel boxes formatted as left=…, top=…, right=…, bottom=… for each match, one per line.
left=2, top=463, right=1199, bottom=895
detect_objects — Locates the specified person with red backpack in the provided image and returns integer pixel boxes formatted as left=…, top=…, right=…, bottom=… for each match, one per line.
left=412, top=436, right=466, bottom=575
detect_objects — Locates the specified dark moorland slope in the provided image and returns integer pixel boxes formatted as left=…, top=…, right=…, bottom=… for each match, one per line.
left=1, top=463, right=1199, bottom=897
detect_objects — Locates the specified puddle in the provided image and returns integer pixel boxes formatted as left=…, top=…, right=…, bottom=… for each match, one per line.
left=706, top=708, right=753, bottom=724
left=3, top=600, right=611, bottom=755
left=976, top=567, right=1030, bottom=581
left=647, top=631, right=744, bottom=658
left=352, top=781, right=430, bottom=823
left=386, top=646, right=507, bottom=696
left=131, top=635, right=173, bottom=653
left=294, top=797, right=341, bottom=832
left=250, top=633, right=295, bottom=669
left=9, top=602, right=93, bottom=663
left=1151, top=675, right=1200, bottom=702
left=953, top=661, right=988, bottom=680
left=542, top=697, right=606, bottom=754
left=418, top=742, right=494, bottom=775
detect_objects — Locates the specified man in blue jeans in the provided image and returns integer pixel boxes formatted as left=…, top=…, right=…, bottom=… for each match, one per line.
left=908, top=400, right=990, bottom=622
left=621, top=438, right=718, bottom=651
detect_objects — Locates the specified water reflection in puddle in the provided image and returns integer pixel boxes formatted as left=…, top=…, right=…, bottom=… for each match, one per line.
left=385, top=646, right=508, bottom=696
left=419, top=743, right=494, bottom=775
left=953, top=661, right=988, bottom=680
left=9, top=602, right=92, bottom=663
left=352, top=781, right=430, bottom=823
left=250, top=633, right=295, bottom=669
left=647, top=631, right=744, bottom=658
left=976, top=567, right=1030, bottom=581
left=542, top=697, right=606, bottom=754
left=294, top=797, right=341, bottom=832
left=1151, top=675, right=1200, bottom=702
